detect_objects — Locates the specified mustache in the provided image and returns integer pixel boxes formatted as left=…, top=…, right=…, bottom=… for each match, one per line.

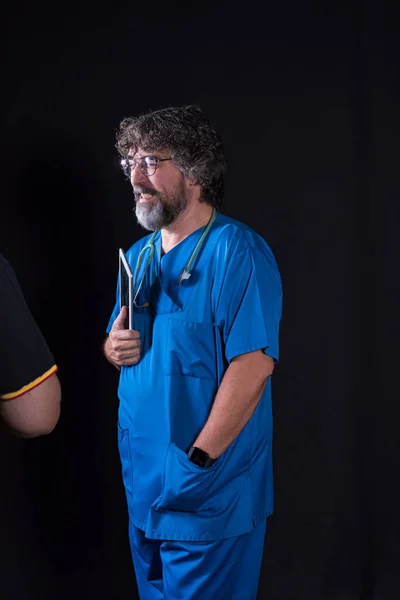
left=133, top=186, right=156, bottom=196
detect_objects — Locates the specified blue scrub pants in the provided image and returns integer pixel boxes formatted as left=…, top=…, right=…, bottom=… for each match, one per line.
left=128, top=519, right=267, bottom=600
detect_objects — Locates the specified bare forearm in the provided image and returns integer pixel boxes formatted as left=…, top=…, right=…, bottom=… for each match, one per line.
left=193, top=351, right=274, bottom=459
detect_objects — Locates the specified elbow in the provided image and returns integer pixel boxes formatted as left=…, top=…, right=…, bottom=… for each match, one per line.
left=34, top=405, right=61, bottom=436
left=31, top=381, right=62, bottom=436
left=255, top=352, right=275, bottom=384
left=15, top=402, right=61, bottom=438
left=263, top=354, right=275, bottom=379
left=43, top=401, right=61, bottom=434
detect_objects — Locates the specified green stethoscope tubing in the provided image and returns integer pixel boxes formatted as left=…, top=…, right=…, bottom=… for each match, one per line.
left=132, top=207, right=216, bottom=307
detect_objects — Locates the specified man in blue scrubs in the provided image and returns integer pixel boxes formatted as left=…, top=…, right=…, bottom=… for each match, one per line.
left=103, top=105, right=282, bottom=599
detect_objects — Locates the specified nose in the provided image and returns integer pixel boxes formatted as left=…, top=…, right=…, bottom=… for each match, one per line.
left=130, top=164, right=148, bottom=187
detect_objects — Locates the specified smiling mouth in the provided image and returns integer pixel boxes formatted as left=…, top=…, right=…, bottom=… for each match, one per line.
left=136, top=193, right=155, bottom=202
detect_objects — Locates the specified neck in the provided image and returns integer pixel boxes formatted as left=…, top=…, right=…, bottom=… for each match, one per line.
left=161, top=203, right=213, bottom=254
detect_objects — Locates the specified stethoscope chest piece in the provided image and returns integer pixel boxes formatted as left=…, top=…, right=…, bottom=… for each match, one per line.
left=177, top=268, right=191, bottom=285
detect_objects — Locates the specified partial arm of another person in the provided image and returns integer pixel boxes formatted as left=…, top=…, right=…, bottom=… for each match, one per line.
left=0, top=256, right=61, bottom=437
left=0, top=373, right=61, bottom=438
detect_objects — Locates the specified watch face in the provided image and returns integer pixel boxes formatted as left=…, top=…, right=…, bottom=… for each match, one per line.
left=188, top=446, right=214, bottom=467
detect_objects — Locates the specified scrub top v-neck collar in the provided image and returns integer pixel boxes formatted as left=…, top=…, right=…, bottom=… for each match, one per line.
left=150, top=221, right=215, bottom=313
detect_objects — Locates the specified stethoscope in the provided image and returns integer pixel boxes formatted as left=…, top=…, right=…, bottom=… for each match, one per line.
left=132, top=207, right=216, bottom=308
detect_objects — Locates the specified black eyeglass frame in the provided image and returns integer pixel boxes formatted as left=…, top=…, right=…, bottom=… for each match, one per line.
left=120, top=155, right=172, bottom=178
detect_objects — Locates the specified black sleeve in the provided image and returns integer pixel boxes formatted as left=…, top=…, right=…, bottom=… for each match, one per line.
left=0, top=256, right=57, bottom=400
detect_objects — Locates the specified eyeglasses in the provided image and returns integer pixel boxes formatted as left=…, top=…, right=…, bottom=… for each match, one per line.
left=120, top=155, right=172, bottom=178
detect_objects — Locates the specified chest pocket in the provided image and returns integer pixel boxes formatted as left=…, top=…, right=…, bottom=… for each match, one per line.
left=165, top=318, right=217, bottom=380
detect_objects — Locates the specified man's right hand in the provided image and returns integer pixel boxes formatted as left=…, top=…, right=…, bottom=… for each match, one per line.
left=103, top=306, right=141, bottom=368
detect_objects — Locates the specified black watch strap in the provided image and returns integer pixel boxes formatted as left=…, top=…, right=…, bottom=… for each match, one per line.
left=187, top=446, right=216, bottom=467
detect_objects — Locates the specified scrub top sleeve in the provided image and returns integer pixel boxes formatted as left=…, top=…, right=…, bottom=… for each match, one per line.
left=215, top=247, right=282, bottom=364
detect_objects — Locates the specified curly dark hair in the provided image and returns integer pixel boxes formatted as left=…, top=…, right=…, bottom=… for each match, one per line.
left=115, top=104, right=226, bottom=209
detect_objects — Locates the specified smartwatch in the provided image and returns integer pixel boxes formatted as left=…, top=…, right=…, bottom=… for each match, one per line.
left=187, top=446, right=216, bottom=468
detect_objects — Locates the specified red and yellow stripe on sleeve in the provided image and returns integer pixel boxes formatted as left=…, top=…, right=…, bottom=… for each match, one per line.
left=0, top=365, right=58, bottom=400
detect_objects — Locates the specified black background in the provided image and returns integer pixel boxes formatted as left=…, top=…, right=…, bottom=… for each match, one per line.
left=1, top=1, right=400, bottom=599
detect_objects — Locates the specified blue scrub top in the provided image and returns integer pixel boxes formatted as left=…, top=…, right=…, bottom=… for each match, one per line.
left=106, top=211, right=282, bottom=541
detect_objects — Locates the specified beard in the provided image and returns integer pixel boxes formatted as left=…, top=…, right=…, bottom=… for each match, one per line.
left=134, top=179, right=188, bottom=231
